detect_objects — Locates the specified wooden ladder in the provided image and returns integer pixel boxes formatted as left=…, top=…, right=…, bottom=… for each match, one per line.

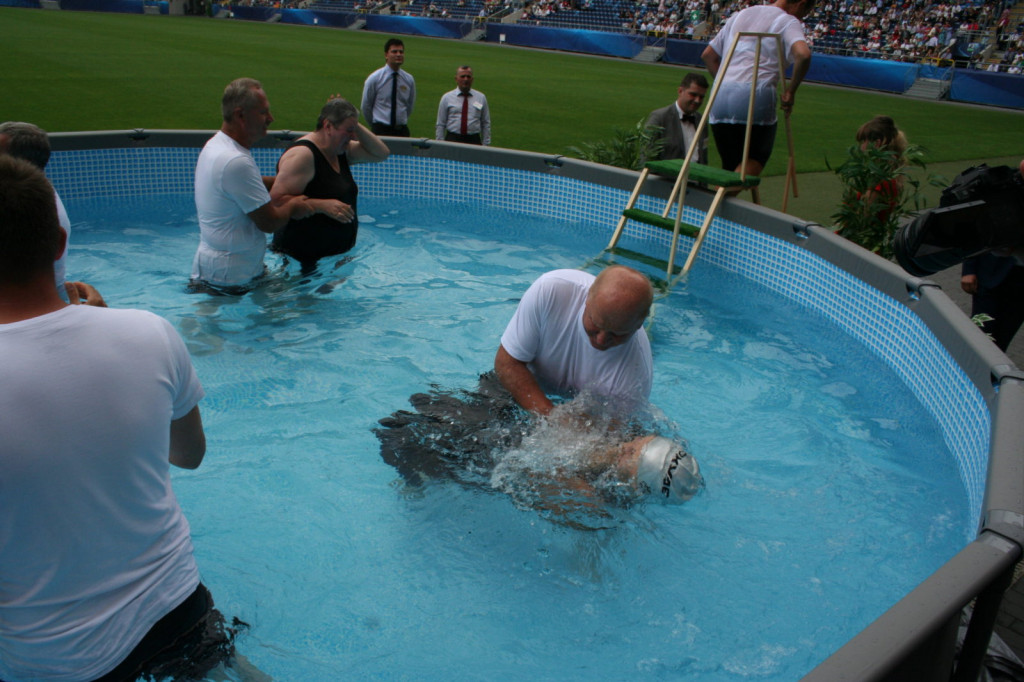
left=607, top=30, right=796, bottom=282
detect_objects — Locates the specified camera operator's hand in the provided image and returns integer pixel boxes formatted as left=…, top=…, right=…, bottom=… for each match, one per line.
left=961, top=274, right=979, bottom=295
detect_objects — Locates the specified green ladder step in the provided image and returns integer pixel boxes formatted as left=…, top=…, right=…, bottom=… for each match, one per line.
left=622, top=209, right=700, bottom=237
left=644, top=159, right=761, bottom=188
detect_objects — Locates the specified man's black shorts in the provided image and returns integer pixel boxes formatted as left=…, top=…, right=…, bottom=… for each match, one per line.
left=711, top=122, right=778, bottom=172
left=94, top=584, right=241, bottom=682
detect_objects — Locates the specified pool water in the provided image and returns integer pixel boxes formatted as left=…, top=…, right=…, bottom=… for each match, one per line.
left=65, top=194, right=970, bottom=681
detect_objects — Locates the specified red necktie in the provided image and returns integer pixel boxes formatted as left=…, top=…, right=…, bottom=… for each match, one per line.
left=460, top=93, right=469, bottom=136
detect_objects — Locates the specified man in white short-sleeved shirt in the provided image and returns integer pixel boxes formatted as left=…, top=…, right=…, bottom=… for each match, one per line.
left=0, top=155, right=229, bottom=680
left=0, top=121, right=81, bottom=302
left=701, top=0, right=814, bottom=178
left=495, top=266, right=654, bottom=415
left=191, top=77, right=312, bottom=290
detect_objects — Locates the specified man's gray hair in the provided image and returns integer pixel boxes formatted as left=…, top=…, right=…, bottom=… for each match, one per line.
left=316, top=97, right=359, bottom=131
left=221, top=78, right=264, bottom=122
left=0, top=121, right=51, bottom=169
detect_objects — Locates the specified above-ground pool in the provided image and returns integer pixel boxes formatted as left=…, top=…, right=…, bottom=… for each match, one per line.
left=43, top=133, right=1024, bottom=681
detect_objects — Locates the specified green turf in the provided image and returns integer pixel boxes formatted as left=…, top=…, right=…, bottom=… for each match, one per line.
left=3, top=6, right=1023, bottom=225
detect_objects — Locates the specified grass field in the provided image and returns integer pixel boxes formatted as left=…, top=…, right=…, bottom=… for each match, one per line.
left=3, top=6, right=1024, bottom=224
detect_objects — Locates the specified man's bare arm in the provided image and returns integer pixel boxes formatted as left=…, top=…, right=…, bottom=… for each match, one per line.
left=494, top=345, right=554, bottom=415
left=169, top=405, right=206, bottom=470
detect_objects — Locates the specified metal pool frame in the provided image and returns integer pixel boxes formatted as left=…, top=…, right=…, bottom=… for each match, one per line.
left=47, top=130, right=1024, bottom=682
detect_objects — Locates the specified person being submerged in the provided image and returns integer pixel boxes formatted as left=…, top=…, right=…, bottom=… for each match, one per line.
left=374, top=375, right=703, bottom=525
left=591, top=434, right=703, bottom=504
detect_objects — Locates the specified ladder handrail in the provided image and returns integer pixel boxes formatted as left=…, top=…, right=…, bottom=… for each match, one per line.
left=612, top=30, right=797, bottom=280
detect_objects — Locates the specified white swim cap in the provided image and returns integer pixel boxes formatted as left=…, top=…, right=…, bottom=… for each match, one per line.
left=636, top=436, right=703, bottom=503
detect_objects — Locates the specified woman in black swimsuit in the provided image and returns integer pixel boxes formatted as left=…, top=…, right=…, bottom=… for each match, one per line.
left=270, top=97, right=389, bottom=271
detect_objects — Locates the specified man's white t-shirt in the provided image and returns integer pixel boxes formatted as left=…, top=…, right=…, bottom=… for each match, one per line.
left=500, top=269, right=653, bottom=409
left=53, top=190, right=70, bottom=296
left=0, top=306, right=204, bottom=680
left=708, top=5, right=807, bottom=125
left=191, top=130, right=272, bottom=286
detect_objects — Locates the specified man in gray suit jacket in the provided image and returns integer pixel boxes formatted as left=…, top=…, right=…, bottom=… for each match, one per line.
left=645, top=73, right=710, bottom=164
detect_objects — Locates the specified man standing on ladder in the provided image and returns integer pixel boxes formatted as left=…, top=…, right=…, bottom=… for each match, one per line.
left=700, top=0, right=814, bottom=182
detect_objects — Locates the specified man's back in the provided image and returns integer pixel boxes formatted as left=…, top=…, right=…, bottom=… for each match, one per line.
left=0, top=305, right=204, bottom=680
left=711, top=4, right=804, bottom=86
left=192, top=130, right=270, bottom=286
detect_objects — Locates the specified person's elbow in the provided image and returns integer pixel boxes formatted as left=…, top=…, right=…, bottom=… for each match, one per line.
left=169, top=405, right=206, bottom=470
left=792, top=41, right=812, bottom=65
left=248, top=201, right=285, bottom=234
left=700, top=46, right=719, bottom=71
left=249, top=197, right=308, bottom=234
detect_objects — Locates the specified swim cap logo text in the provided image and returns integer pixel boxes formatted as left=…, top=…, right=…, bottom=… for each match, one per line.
left=662, top=452, right=685, bottom=497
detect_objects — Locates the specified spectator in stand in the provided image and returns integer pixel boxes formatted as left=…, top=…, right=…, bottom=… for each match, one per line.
left=801, top=0, right=995, bottom=65
left=701, top=0, right=814, bottom=180
left=436, top=65, right=492, bottom=146
left=645, top=73, right=710, bottom=163
left=361, top=38, right=416, bottom=137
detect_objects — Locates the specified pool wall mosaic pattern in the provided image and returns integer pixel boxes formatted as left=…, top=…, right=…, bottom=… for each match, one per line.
left=45, top=145, right=992, bottom=526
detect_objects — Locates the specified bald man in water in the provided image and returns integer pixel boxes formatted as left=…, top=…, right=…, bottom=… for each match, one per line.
left=495, top=265, right=654, bottom=416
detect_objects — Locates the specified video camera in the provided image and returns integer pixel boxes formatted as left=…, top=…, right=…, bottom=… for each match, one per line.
left=892, top=163, right=1024, bottom=277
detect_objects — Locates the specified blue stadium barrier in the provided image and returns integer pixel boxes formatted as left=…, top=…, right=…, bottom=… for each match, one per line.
left=56, top=0, right=143, bottom=11
left=951, top=69, right=1024, bottom=109
left=365, top=14, right=470, bottom=39
left=662, top=40, right=921, bottom=97
left=280, top=8, right=356, bottom=27
left=920, top=64, right=953, bottom=80
left=485, top=23, right=643, bottom=59
left=806, top=53, right=919, bottom=94
left=227, top=4, right=272, bottom=20
left=662, top=39, right=706, bottom=67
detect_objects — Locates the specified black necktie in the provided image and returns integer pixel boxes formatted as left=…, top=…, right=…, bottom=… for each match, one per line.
left=682, top=113, right=696, bottom=125
left=390, top=71, right=398, bottom=128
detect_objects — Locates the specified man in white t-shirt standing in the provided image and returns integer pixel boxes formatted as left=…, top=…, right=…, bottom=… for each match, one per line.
left=0, top=121, right=105, bottom=306
left=191, top=77, right=312, bottom=291
left=701, top=0, right=814, bottom=180
left=495, top=265, right=654, bottom=416
left=0, top=155, right=240, bottom=680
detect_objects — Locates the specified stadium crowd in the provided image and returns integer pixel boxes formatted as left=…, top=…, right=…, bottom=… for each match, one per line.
left=296, top=0, right=1024, bottom=72
left=515, top=0, right=1021, bottom=71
